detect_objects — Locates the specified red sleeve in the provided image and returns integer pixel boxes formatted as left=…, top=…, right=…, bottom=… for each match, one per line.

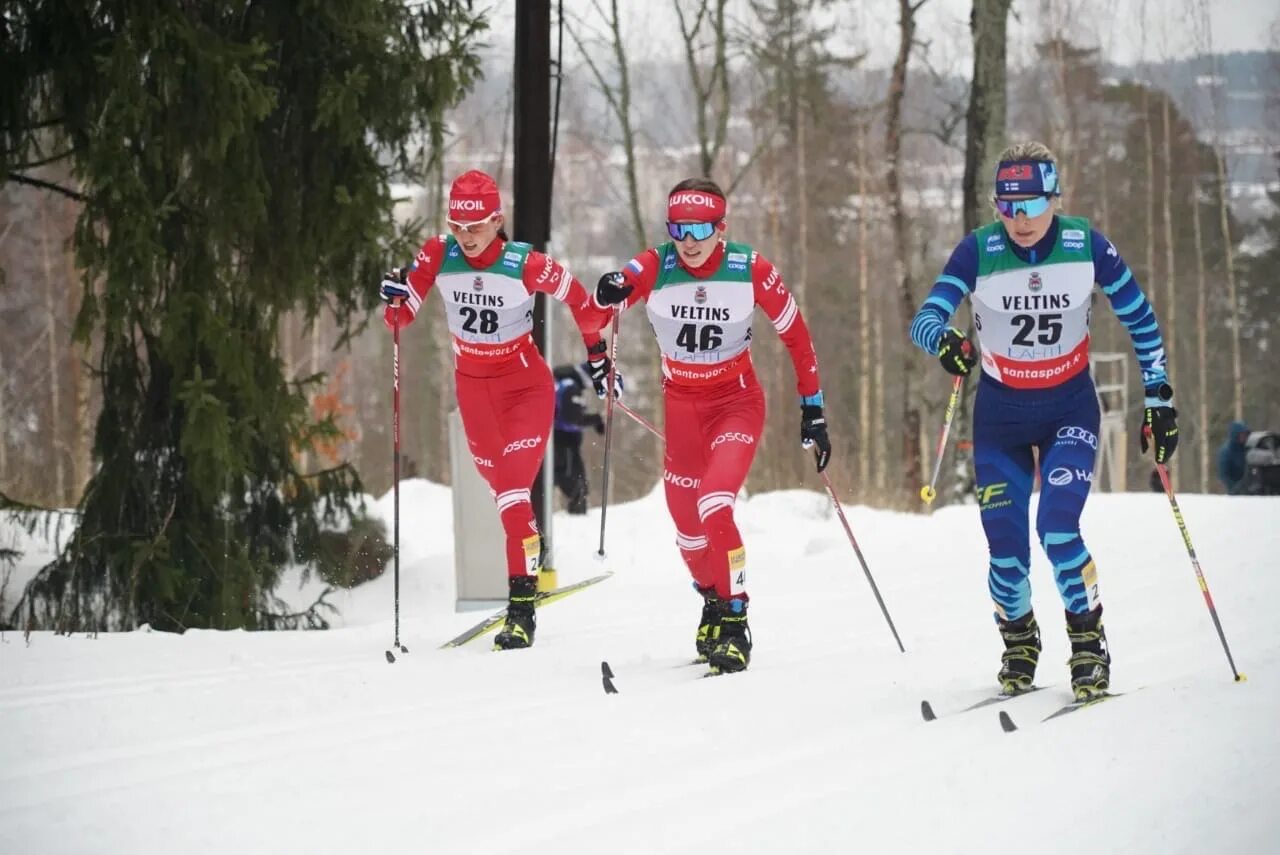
left=752, top=252, right=821, bottom=396
left=523, top=250, right=612, bottom=357
left=616, top=249, right=661, bottom=307
left=383, top=235, right=447, bottom=330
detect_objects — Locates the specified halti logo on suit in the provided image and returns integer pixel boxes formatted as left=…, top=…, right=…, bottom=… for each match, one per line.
left=1047, top=467, right=1074, bottom=486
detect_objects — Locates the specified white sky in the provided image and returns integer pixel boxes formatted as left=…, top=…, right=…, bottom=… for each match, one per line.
left=479, top=0, right=1278, bottom=72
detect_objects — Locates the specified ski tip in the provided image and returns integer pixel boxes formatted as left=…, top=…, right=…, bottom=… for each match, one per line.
left=920, top=700, right=937, bottom=722
left=385, top=650, right=396, bottom=664
left=601, top=661, right=618, bottom=694
left=998, top=710, right=1017, bottom=733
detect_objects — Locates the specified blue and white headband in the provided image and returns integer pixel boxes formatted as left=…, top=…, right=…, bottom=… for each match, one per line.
left=994, top=159, right=1061, bottom=197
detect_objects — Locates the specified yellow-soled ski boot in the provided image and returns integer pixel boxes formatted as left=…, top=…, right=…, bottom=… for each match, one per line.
left=694, top=585, right=720, bottom=663
left=494, top=575, right=538, bottom=650
left=707, top=598, right=751, bottom=674
left=1066, top=606, right=1110, bottom=700
left=996, top=612, right=1041, bottom=695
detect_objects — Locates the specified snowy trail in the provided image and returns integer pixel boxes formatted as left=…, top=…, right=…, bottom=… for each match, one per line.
left=2, top=487, right=1278, bottom=854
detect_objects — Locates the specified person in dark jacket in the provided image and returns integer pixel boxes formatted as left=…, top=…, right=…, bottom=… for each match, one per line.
left=1217, top=420, right=1250, bottom=494
left=552, top=363, right=605, bottom=514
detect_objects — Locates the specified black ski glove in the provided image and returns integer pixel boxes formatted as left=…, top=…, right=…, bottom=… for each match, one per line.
left=594, top=271, right=634, bottom=308
left=937, top=327, right=976, bottom=377
left=379, top=267, right=410, bottom=304
left=588, top=357, right=624, bottom=400
left=1141, top=385, right=1178, bottom=464
left=800, top=400, right=831, bottom=473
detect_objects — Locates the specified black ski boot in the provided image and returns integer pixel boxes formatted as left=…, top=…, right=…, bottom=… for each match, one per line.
left=694, top=585, right=720, bottom=663
left=707, top=598, right=751, bottom=674
left=1066, top=606, right=1110, bottom=700
left=494, top=575, right=538, bottom=650
left=996, top=612, right=1041, bottom=695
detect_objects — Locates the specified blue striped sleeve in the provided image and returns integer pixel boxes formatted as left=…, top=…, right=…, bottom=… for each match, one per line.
left=1092, top=229, right=1169, bottom=394
left=910, top=234, right=977, bottom=355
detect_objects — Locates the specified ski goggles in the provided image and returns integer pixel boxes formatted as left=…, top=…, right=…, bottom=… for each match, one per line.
left=666, top=220, right=720, bottom=241
left=993, top=195, right=1053, bottom=219
left=446, top=211, right=501, bottom=234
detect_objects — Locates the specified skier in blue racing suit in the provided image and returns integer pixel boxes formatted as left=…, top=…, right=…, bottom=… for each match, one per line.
left=909, top=141, right=1178, bottom=701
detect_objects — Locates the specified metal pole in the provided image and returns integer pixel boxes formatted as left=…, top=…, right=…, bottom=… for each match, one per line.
left=596, top=312, right=620, bottom=558
left=921, top=374, right=964, bottom=504
left=386, top=305, right=408, bottom=663
left=1153, top=462, right=1245, bottom=682
left=820, top=470, right=906, bottom=653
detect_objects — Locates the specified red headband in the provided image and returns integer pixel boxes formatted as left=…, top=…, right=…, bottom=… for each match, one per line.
left=667, top=190, right=727, bottom=223
left=448, top=170, right=501, bottom=223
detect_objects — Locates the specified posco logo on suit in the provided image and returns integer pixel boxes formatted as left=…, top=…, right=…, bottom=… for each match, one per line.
left=502, top=436, right=544, bottom=455
left=710, top=431, right=755, bottom=449
left=1056, top=425, right=1098, bottom=449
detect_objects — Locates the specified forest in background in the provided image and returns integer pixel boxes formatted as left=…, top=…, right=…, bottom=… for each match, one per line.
left=1, top=0, right=1277, bottom=630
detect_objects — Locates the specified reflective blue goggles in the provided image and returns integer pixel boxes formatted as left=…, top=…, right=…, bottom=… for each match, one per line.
left=666, top=220, right=719, bottom=241
left=994, top=195, right=1053, bottom=219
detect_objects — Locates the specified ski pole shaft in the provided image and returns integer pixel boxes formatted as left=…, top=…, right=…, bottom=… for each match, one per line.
left=596, top=311, right=621, bottom=558
left=391, top=303, right=403, bottom=655
left=921, top=374, right=964, bottom=504
left=819, top=470, right=905, bottom=652
left=616, top=401, right=664, bottom=442
left=1153, top=461, right=1245, bottom=682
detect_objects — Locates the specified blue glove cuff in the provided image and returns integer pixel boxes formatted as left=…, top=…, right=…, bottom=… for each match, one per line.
left=801, top=392, right=824, bottom=407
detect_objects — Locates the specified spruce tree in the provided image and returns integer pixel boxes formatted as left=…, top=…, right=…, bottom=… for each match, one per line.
left=4, top=2, right=485, bottom=631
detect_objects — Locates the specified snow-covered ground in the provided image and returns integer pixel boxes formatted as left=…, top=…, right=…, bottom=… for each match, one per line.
left=2, top=483, right=1277, bottom=854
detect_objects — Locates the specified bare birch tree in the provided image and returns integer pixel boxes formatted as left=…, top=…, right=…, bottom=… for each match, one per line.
left=1191, top=171, right=1209, bottom=490
left=963, top=0, right=1013, bottom=234
left=673, top=0, right=731, bottom=178
left=887, top=0, right=929, bottom=496
left=566, top=0, right=646, bottom=250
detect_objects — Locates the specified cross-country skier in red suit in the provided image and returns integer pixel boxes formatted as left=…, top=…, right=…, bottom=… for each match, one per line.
left=593, top=178, right=831, bottom=674
left=378, top=170, right=619, bottom=650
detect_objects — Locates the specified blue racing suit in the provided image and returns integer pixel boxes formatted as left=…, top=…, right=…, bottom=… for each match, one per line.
left=910, top=215, right=1168, bottom=621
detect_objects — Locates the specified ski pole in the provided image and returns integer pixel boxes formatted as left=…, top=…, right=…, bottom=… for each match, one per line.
left=596, top=311, right=621, bottom=558
left=921, top=374, right=964, bottom=504
left=386, top=301, right=408, bottom=663
left=616, top=401, right=663, bottom=442
left=1152, top=459, right=1245, bottom=682
left=819, top=469, right=905, bottom=652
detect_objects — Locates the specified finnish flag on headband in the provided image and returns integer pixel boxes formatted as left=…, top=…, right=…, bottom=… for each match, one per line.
left=994, top=159, right=1060, bottom=197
